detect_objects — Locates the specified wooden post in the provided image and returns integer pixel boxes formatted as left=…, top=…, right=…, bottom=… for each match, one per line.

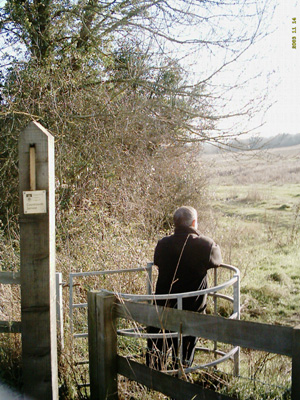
left=19, top=121, right=58, bottom=399
left=292, top=325, right=300, bottom=400
left=29, top=144, right=36, bottom=191
left=88, top=291, right=118, bottom=400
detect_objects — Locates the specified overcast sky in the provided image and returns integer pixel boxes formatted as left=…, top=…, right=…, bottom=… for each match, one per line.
left=257, top=1, right=300, bottom=136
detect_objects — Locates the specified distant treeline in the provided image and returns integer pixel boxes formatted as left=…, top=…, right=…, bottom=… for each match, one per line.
left=258, top=133, right=300, bottom=149
left=203, top=133, right=300, bottom=154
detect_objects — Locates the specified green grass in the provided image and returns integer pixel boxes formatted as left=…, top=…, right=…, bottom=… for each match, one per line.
left=208, top=182, right=300, bottom=326
left=191, top=147, right=300, bottom=399
left=211, top=183, right=300, bottom=230
left=201, top=145, right=300, bottom=328
left=206, top=181, right=300, bottom=325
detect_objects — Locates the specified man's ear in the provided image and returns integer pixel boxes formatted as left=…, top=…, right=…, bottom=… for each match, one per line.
left=191, top=219, right=197, bottom=228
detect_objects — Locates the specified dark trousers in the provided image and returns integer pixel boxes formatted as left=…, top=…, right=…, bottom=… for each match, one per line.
left=146, top=327, right=198, bottom=370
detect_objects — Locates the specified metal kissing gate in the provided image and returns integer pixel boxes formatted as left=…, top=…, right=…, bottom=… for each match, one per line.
left=68, top=262, right=241, bottom=375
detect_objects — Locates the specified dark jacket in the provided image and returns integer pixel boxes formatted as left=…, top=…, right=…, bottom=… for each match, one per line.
left=154, top=226, right=222, bottom=312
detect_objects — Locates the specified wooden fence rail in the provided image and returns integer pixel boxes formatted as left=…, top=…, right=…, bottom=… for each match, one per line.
left=0, top=272, right=21, bottom=334
left=88, top=291, right=300, bottom=400
left=0, top=271, right=20, bottom=285
left=0, top=271, right=63, bottom=341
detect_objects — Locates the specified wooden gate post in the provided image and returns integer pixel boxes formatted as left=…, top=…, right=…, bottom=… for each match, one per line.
left=292, top=325, right=300, bottom=400
left=19, top=121, right=58, bottom=399
left=88, top=291, right=118, bottom=400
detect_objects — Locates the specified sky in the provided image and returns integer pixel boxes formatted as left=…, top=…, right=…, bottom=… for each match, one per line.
left=254, top=1, right=300, bottom=136
left=165, top=0, right=300, bottom=139
left=0, top=0, right=299, bottom=137
left=200, top=0, right=300, bottom=138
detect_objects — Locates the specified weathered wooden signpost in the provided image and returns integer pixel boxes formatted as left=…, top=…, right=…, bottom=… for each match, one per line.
left=19, top=121, right=58, bottom=399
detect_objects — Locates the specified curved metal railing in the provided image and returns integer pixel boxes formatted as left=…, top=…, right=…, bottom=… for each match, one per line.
left=104, top=263, right=240, bottom=374
left=69, top=262, right=240, bottom=374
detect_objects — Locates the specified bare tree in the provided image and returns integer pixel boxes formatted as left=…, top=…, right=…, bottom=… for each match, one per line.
left=0, top=0, right=276, bottom=228
left=0, top=0, right=275, bottom=138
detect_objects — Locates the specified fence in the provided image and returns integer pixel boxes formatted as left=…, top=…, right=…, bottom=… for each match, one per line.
left=69, top=263, right=240, bottom=374
left=69, top=263, right=153, bottom=338
left=0, top=271, right=21, bottom=334
left=0, top=271, right=64, bottom=347
left=112, top=262, right=240, bottom=375
left=88, top=291, right=300, bottom=400
left=69, top=263, right=239, bottom=333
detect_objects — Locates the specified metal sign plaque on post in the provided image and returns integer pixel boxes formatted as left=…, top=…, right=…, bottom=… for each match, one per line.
left=23, top=190, right=47, bottom=214
left=19, top=121, right=58, bottom=400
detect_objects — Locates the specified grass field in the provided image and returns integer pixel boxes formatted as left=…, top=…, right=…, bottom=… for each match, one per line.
left=202, top=145, right=300, bottom=327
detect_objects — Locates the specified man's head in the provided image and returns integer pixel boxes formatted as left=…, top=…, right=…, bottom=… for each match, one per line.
left=173, top=206, right=198, bottom=230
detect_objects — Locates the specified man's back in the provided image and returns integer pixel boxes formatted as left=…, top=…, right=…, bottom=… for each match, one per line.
left=147, top=206, right=222, bottom=369
left=154, top=225, right=222, bottom=312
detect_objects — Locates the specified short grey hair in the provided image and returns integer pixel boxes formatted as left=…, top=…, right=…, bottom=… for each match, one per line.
left=173, top=206, right=197, bottom=228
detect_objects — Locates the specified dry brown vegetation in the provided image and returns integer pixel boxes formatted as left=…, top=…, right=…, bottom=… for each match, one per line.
left=1, top=142, right=299, bottom=399
left=202, top=144, right=300, bottom=185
